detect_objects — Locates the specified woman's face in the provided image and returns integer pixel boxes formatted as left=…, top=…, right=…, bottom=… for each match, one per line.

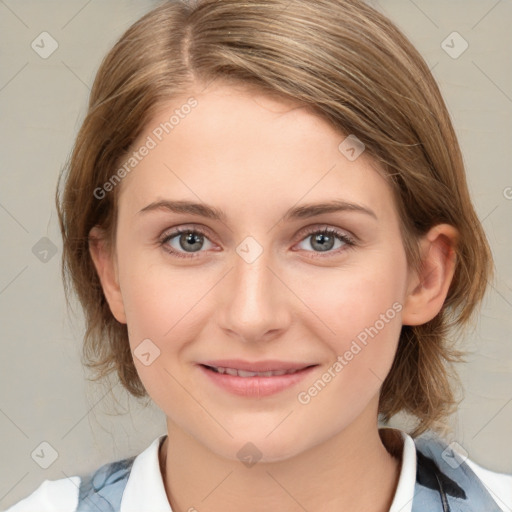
left=96, top=82, right=417, bottom=462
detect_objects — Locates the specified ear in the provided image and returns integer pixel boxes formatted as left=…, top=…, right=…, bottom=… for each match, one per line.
left=401, top=224, right=458, bottom=326
left=88, top=225, right=127, bottom=324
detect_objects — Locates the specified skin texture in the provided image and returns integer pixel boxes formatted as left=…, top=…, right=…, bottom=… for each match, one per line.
left=89, top=81, right=458, bottom=512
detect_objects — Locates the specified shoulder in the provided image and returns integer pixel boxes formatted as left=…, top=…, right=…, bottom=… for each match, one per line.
left=3, top=476, right=80, bottom=512
left=4, top=435, right=167, bottom=512
left=3, top=455, right=137, bottom=512
left=465, top=458, right=512, bottom=512
left=413, top=433, right=512, bottom=512
left=77, top=454, right=136, bottom=511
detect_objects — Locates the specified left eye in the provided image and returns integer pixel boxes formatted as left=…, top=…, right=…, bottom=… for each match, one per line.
left=295, top=228, right=355, bottom=254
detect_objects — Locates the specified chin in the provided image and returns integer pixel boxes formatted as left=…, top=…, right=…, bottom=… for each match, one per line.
left=199, top=426, right=315, bottom=465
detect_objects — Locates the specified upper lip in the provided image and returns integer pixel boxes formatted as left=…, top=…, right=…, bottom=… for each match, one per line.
left=199, top=359, right=316, bottom=372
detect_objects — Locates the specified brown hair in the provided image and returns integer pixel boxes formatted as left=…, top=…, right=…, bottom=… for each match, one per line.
left=56, top=0, right=493, bottom=436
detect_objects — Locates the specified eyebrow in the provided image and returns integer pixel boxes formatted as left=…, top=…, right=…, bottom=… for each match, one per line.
left=137, top=199, right=377, bottom=222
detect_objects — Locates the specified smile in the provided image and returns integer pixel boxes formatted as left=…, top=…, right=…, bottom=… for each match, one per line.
left=197, top=363, right=318, bottom=398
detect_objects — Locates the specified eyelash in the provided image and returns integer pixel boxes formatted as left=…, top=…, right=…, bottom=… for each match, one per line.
left=158, top=226, right=356, bottom=259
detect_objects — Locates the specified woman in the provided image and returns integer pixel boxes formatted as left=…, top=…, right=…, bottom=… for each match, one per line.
left=7, top=0, right=511, bottom=510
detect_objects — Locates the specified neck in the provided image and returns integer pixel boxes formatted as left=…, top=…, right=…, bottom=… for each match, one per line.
left=159, top=411, right=402, bottom=512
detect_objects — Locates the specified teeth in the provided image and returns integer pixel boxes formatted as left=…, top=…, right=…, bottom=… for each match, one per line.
left=208, top=366, right=301, bottom=377
left=269, top=370, right=288, bottom=376
left=237, top=369, right=259, bottom=377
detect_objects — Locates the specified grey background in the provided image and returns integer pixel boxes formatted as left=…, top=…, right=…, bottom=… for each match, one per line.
left=1, top=0, right=511, bottom=508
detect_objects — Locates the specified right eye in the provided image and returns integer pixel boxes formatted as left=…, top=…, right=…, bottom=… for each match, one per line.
left=159, top=227, right=216, bottom=259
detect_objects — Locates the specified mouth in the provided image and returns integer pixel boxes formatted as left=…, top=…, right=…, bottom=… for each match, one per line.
left=197, top=360, right=318, bottom=398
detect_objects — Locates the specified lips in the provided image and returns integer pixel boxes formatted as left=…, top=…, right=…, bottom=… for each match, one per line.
left=197, top=359, right=318, bottom=398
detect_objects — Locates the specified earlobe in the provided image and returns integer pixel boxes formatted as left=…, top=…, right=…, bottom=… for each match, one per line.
left=88, top=226, right=127, bottom=324
left=401, top=224, right=458, bottom=326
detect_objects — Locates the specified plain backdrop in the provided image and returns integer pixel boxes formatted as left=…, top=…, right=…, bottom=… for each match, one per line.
left=1, top=0, right=511, bottom=508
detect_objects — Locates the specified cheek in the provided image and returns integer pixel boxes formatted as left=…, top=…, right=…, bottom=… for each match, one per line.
left=292, top=283, right=403, bottom=424
left=116, top=256, right=205, bottom=409
left=295, top=250, right=406, bottom=382
left=117, top=245, right=208, bottom=345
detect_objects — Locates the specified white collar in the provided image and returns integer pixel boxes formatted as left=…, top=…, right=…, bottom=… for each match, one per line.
left=120, top=428, right=416, bottom=512
left=121, top=434, right=172, bottom=512
left=387, top=428, right=416, bottom=512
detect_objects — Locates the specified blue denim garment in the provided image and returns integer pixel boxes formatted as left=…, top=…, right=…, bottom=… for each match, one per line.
left=76, top=455, right=136, bottom=512
left=75, top=434, right=502, bottom=511
left=412, top=435, right=502, bottom=511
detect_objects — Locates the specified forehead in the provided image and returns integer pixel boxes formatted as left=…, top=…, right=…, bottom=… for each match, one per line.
left=116, top=82, right=396, bottom=225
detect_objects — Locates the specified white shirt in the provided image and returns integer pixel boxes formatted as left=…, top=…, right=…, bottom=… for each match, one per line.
left=4, top=428, right=511, bottom=512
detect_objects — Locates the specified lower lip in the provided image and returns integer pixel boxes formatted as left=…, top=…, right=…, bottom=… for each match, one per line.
left=197, top=364, right=317, bottom=398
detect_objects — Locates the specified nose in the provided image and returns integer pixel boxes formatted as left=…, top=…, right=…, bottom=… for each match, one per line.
left=218, top=244, right=292, bottom=343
